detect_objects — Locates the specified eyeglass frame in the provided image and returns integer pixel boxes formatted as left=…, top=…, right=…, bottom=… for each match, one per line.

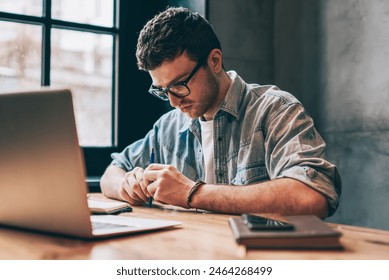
left=148, top=53, right=209, bottom=101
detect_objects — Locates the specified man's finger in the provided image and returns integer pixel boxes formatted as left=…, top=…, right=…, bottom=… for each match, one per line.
left=134, top=175, right=151, bottom=200
left=143, top=170, right=162, bottom=182
left=119, top=187, right=143, bottom=206
left=125, top=171, right=149, bottom=202
left=145, top=163, right=168, bottom=171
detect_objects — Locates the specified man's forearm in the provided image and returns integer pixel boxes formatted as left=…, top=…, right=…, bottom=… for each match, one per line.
left=189, top=178, right=329, bottom=218
left=101, top=165, right=329, bottom=218
left=100, top=165, right=126, bottom=200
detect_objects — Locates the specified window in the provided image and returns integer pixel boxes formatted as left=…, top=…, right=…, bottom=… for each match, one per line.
left=0, top=0, right=117, bottom=147
left=1, top=1, right=206, bottom=181
left=0, top=20, right=42, bottom=91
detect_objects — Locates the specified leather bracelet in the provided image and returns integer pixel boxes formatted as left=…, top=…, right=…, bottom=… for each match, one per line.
left=186, top=179, right=206, bottom=209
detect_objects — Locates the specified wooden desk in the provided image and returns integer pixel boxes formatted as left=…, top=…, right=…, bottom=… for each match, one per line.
left=1, top=194, right=389, bottom=260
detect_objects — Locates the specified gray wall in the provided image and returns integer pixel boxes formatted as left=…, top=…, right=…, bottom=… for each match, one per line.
left=209, top=0, right=389, bottom=230
left=208, top=0, right=274, bottom=84
left=321, top=0, right=389, bottom=229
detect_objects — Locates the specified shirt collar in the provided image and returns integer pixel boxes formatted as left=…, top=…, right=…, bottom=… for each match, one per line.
left=179, top=117, right=193, bottom=134
left=179, top=70, right=247, bottom=134
left=217, top=70, right=246, bottom=120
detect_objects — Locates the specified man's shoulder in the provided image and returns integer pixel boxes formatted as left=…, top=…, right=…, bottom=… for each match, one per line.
left=225, top=71, right=302, bottom=118
left=227, top=71, right=299, bottom=105
left=247, top=83, right=301, bottom=106
left=238, top=83, right=305, bottom=124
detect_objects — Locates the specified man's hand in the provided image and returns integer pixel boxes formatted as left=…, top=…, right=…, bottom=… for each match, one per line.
left=101, top=164, right=328, bottom=217
left=118, top=167, right=150, bottom=206
left=143, top=164, right=195, bottom=208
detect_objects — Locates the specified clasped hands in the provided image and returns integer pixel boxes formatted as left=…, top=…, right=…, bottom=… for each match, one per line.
left=118, top=164, right=195, bottom=208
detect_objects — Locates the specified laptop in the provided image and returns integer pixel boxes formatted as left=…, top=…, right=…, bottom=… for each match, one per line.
left=0, top=88, right=181, bottom=239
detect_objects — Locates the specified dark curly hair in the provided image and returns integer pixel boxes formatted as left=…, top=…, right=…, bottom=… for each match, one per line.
left=136, top=7, right=222, bottom=71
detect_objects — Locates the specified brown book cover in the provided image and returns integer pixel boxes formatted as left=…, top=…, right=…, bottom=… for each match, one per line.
left=229, top=215, right=343, bottom=249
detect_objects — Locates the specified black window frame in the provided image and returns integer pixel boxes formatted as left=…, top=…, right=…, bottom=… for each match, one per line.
left=0, top=1, right=122, bottom=180
left=0, top=1, right=207, bottom=190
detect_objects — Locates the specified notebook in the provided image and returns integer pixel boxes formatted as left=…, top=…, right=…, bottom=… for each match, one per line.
left=0, top=88, right=181, bottom=239
left=87, top=197, right=133, bottom=214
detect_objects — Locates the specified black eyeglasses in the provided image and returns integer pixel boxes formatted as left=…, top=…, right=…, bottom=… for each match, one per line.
left=148, top=54, right=208, bottom=101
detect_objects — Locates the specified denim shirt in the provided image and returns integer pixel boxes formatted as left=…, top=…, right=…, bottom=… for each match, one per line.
left=111, top=71, right=341, bottom=216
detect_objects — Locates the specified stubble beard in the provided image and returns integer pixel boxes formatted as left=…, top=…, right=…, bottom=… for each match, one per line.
left=192, top=69, right=220, bottom=119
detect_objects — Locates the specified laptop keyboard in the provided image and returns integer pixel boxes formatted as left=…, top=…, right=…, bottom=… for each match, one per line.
left=92, top=221, right=134, bottom=230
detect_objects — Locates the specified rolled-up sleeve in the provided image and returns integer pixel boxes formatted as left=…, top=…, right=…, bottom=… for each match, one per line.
left=265, top=102, right=341, bottom=216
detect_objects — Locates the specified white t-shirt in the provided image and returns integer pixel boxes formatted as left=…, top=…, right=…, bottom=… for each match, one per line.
left=199, top=119, right=215, bottom=184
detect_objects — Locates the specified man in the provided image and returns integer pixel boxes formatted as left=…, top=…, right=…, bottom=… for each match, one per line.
left=101, top=7, right=341, bottom=218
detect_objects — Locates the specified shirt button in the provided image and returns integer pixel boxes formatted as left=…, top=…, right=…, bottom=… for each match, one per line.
left=217, top=137, right=222, bottom=141
left=218, top=172, right=223, bottom=177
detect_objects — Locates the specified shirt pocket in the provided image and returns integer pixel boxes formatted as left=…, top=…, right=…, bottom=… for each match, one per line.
left=229, top=128, right=268, bottom=185
left=161, top=141, right=198, bottom=180
left=231, top=163, right=269, bottom=185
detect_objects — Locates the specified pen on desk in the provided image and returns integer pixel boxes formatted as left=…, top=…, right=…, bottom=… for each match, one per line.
left=148, top=148, right=155, bottom=208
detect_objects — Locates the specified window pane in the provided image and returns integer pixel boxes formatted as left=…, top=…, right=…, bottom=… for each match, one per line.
left=0, top=21, right=41, bottom=93
left=0, top=0, right=42, bottom=16
left=52, top=0, right=114, bottom=27
left=51, top=29, right=113, bottom=147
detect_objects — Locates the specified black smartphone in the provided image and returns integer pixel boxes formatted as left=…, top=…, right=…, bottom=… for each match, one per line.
left=241, top=214, right=295, bottom=231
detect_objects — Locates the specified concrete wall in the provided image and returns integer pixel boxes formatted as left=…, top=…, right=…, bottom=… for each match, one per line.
left=208, top=0, right=274, bottom=84
left=209, top=0, right=389, bottom=230
left=321, top=0, right=389, bottom=229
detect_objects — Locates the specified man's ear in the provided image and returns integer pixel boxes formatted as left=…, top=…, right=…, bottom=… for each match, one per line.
left=207, top=49, right=223, bottom=74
